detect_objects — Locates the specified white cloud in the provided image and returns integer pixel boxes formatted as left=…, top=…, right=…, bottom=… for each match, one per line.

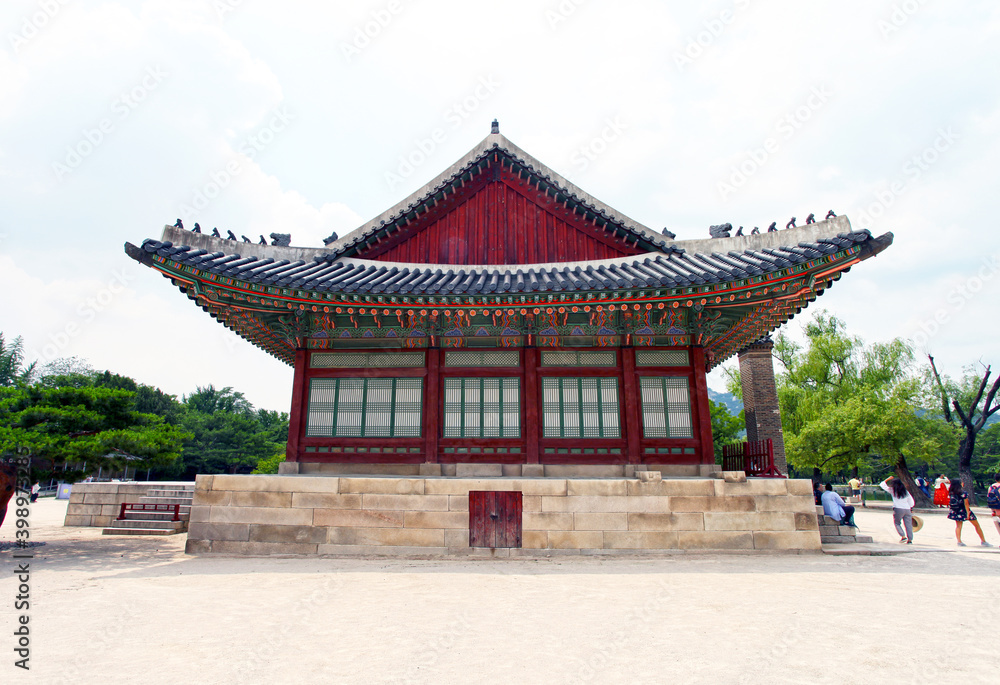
left=0, top=0, right=996, bottom=406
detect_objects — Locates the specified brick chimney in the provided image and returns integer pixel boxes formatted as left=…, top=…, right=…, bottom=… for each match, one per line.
left=737, top=337, right=786, bottom=474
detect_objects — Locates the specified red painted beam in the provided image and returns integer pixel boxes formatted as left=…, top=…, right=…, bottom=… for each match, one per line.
left=424, top=348, right=441, bottom=463
left=285, top=348, right=309, bottom=463
left=621, top=348, right=642, bottom=464
left=690, top=346, right=715, bottom=466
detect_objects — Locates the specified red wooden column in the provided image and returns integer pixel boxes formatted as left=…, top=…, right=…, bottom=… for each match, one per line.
left=423, top=348, right=441, bottom=463
left=690, top=346, right=715, bottom=466
left=621, top=348, right=642, bottom=464
left=285, top=348, right=309, bottom=463
left=523, top=347, right=540, bottom=464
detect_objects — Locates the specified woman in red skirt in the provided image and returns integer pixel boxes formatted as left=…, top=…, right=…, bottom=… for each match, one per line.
left=933, top=474, right=950, bottom=508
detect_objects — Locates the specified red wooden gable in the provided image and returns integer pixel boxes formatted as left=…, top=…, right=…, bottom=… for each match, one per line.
left=356, top=161, right=647, bottom=265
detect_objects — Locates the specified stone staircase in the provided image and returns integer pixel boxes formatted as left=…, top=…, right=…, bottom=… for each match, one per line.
left=102, top=484, right=195, bottom=536
left=817, top=506, right=873, bottom=544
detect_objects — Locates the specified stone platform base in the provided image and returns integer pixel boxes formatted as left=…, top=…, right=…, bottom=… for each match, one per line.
left=64, top=481, right=194, bottom=528
left=186, top=474, right=820, bottom=556
left=279, top=462, right=718, bottom=478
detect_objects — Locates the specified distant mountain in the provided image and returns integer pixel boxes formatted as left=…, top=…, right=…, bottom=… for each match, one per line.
left=708, top=388, right=743, bottom=416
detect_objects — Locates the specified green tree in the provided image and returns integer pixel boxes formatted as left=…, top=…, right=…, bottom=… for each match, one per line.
left=927, top=358, right=1000, bottom=501
left=748, top=312, right=957, bottom=506
left=709, top=399, right=744, bottom=463
left=0, top=384, right=188, bottom=479
left=178, top=386, right=288, bottom=476
left=0, top=333, right=35, bottom=387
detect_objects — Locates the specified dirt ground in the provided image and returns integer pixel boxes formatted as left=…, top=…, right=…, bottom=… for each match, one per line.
left=3, top=497, right=998, bottom=685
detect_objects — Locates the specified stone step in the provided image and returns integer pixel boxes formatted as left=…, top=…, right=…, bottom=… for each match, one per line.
left=820, top=535, right=858, bottom=544
left=137, top=497, right=194, bottom=506
left=119, top=511, right=188, bottom=522
left=146, top=489, right=195, bottom=498
left=108, top=519, right=185, bottom=530
left=855, top=536, right=874, bottom=543
left=102, top=527, right=183, bottom=536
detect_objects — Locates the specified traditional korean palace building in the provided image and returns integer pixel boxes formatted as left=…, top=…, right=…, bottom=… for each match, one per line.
left=126, top=124, right=892, bottom=480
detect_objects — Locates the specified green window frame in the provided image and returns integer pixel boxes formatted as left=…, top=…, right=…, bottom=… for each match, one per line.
left=305, top=377, right=423, bottom=437
left=635, top=350, right=689, bottom=367
left=443, top=377, right=521, bottom=438
left=540, top=350, right=616, bottom=367
left=541, top=377, right=621, bottom=438
left=310, top=351, right=425, bottom=368
left=638, top=376, right=693, bottom=438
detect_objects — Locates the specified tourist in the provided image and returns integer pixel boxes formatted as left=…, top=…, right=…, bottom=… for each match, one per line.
left=848, top=475, right=861, bottom=503
left=933, top=474, right=950, bottom=508
left=947, top=479, right=992, bottom=547
left=879, top=477, right=915, bottom=544
left=813, top=480, right=824, bottom=506
left=986, top=473, right=1000, bottom=539
left=915, top=475, right=931, bottom=498
left=821, top=483, right=856, bottom=527
left=30, top=482, right=40, bottom=503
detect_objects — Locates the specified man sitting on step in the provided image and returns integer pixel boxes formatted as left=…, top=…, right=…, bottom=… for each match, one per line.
left=820, top=483, right=857, bottom=527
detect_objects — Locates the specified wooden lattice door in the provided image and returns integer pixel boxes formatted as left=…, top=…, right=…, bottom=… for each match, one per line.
left=469, top=491, right=522, bottom=548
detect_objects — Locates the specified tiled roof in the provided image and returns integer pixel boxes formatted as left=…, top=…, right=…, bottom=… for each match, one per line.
left=127, top=227, right=886, bottom=296
left=323, top=133, right=675, bottom=257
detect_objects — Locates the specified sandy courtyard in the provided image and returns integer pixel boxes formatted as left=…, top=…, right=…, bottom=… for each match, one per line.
left=3, top=497, right=998, bottom=685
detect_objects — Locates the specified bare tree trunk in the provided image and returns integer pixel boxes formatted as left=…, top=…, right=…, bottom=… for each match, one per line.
left=958, top=432, right=976, bottom=505
left=893, top=455, right=934, bottom=509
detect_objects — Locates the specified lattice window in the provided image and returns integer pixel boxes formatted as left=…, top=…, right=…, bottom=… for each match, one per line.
left=306, top=378, right=423, bottom=437
left=540, top=350, right=616, bottom=367
left=541, top=377, right=621, bottom=438
left=639, top=377, right=693, bottom=438
left=635, top=350, right=690, bottom=367
left=443, top=378, right=520, bottom=438
left=444, top=351, right=519, bottom=367
left=310, top=351, right=425, bottom=368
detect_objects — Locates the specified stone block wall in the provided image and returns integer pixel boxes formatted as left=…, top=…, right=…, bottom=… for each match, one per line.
left=63, top=481, right=189, bottom=527
left=186, top=475, right=820, bottom=555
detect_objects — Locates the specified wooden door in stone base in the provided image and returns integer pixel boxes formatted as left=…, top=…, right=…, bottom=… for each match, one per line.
left=469, top=491, right=522, bottom=548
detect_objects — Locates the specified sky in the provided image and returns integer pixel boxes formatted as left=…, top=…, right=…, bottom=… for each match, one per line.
left=1, top=0, right=998, bottom=413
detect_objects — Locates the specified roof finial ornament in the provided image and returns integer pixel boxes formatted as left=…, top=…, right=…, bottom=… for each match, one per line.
left=786, top=217, right=797, bottom=229
left=491, top=119, right=499, bottom=134
left=805, top=213, right=816, bottom=224
left=825, top=209, right=837, bottom=219
left=661, top=227, right=676, bottom=240
left=192, top=222, right=201, bottom=233
left=174, top=218, right=183, bottom=229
